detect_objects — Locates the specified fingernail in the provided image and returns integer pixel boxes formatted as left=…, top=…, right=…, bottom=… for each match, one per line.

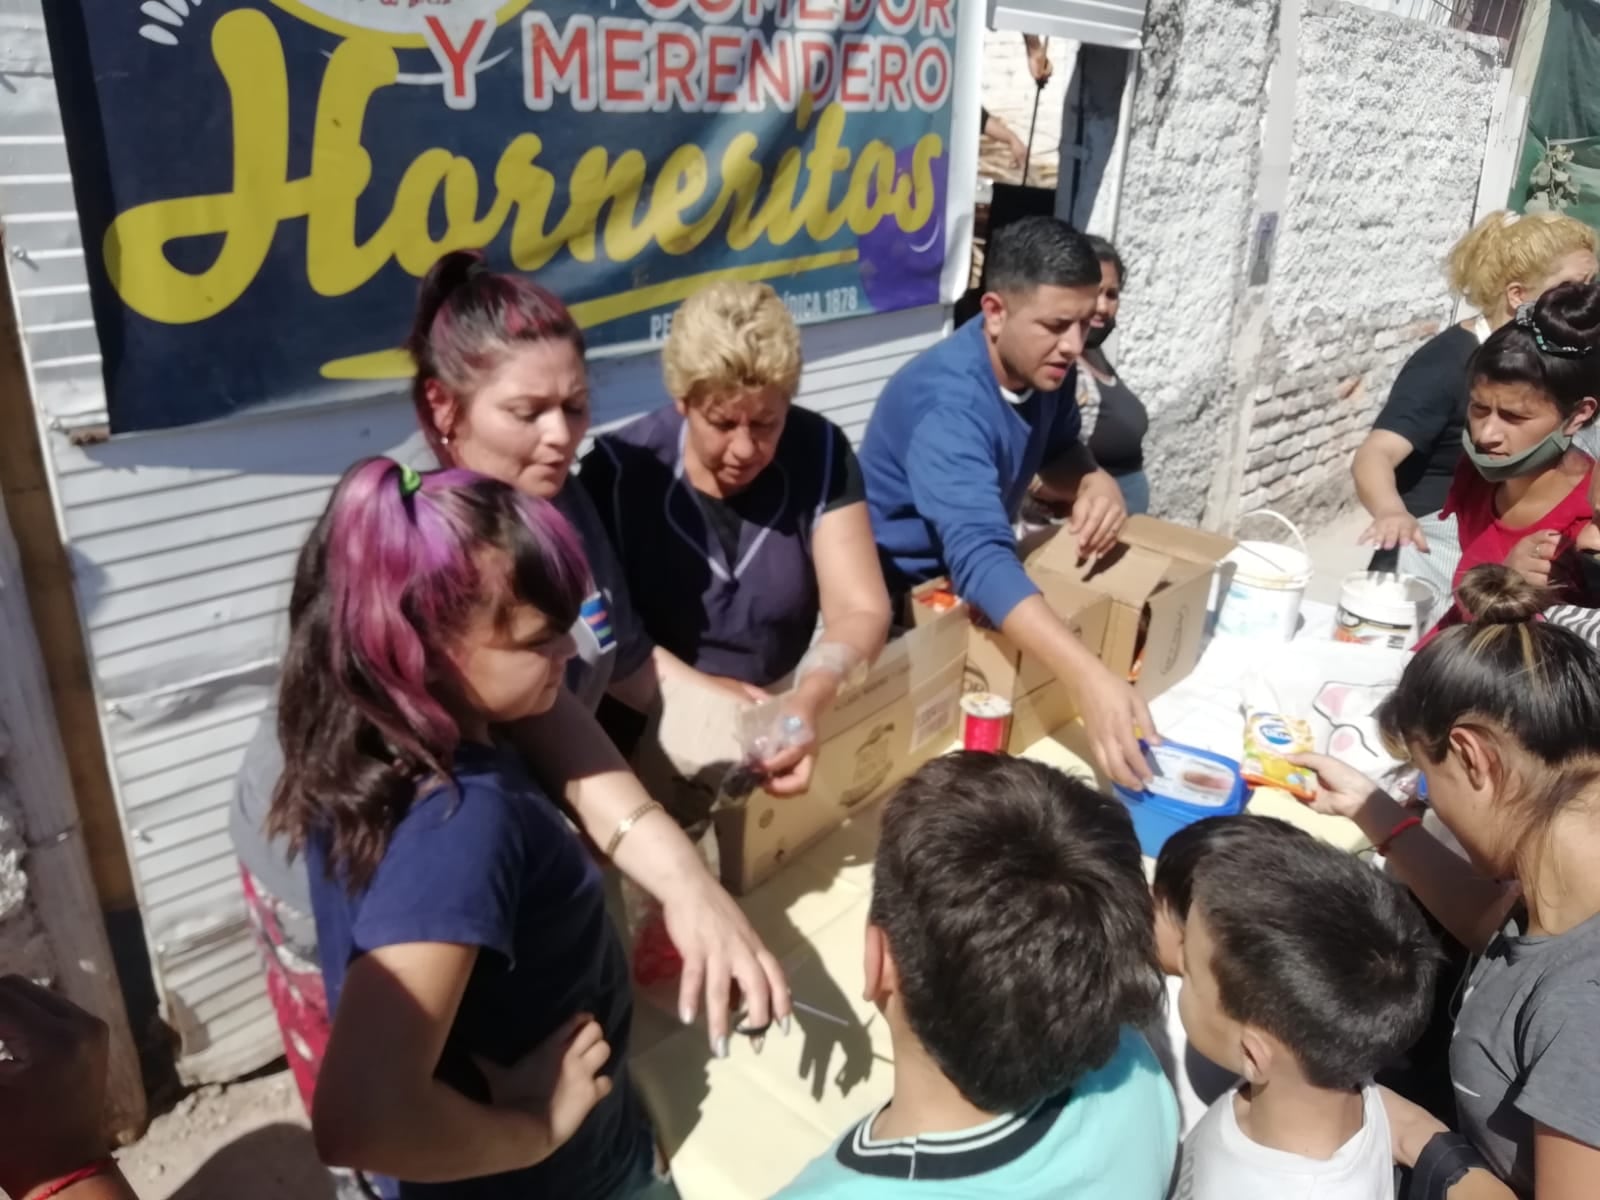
left=780, top=1015, right=792, bottom=1036
left=714, top=1036, right=730, bottom=1059
left=679, top=1006, right=694, bottom=1026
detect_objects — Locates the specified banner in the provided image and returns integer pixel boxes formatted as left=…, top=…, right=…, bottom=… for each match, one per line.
left=48, top=0, right=958, bottom=432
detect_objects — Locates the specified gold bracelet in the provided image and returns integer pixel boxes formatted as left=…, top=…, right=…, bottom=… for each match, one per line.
left=605, top=800, right=664, bottom=859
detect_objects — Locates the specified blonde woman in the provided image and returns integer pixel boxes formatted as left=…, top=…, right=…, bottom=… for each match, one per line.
left=1354, top=210, right=1597, bottom=572
left=579, top=282, right=891, bottom=795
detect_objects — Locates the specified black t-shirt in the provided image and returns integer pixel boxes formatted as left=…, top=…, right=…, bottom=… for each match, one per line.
left=1084, top=359, right=1149, bottom=474
left=1371, top=324, right=1478, bottom=518
left=692, top=424, right=865, bottom=564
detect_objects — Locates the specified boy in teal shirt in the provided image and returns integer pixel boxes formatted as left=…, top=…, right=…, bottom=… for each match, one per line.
left=773, top=753, right=1179, bottom=1198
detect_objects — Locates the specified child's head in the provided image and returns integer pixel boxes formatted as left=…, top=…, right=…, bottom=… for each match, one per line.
left=1154, top=816, right=1437, bottom=1092
left=1383, top=564, right=1600, bottom=880
left=1464, top=281, right=1600, bottom=481
left=866, top=753, right=1162, bottom=1114
left=271, top=458, right=589, bottom=886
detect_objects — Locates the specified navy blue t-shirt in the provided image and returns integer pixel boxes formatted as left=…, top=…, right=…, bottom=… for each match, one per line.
left=307, top=742, right=648, bottom=1200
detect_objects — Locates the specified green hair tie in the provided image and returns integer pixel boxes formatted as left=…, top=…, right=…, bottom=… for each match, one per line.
left=398, top=463, right=423, bottom=497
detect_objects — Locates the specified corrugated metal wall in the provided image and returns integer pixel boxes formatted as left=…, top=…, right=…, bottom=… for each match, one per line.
left=1, top=0, right=955, bottom=1081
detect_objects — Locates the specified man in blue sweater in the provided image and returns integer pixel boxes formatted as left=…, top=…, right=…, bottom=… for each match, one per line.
left=860, top=217, right=1155, bottom=787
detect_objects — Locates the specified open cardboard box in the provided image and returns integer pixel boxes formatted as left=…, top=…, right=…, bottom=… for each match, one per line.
left=1025, top=515, right=1235, bottom=698
left=634, top=604, right=969, bottom=894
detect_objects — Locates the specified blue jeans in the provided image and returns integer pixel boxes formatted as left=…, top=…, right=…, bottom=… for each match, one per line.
left=1112, top=468, right=1150, bottom=516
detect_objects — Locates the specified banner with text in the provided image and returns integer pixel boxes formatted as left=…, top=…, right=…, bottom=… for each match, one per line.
left=50, top=0, right=957, bottom=431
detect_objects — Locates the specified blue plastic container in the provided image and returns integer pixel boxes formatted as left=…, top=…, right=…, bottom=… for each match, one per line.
left=1113, top=741, right=1248, bottom=858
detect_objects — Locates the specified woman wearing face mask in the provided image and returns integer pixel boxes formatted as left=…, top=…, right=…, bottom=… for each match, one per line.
left=1075, top=236, right=1151, bottom=515
left=1418, top=280, right=1600, bottom=641
left=1354, top=211, right=1597, bottom=572
left=230, top=256, right=792, bottom=1152
left=578, top=281, right=892, bottom=796
left=1294, top=564, right=1600, bottom=1199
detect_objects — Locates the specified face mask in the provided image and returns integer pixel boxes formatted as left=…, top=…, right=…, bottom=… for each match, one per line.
left=1086, top=316, right=1117, bottom=350
left=1460, top=425, right=1573, bottom=483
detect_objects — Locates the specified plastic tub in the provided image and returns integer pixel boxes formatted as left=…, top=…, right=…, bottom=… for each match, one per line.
left=1113, top=741, right=1248, bottom=858
left=1334, top=571, right=1436, bottom=649
left=1215, top=510, right=1313, bottom=642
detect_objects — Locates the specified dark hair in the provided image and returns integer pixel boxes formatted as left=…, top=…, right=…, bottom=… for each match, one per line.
left=1378, top=564, right=1600, bottom=861
left=1185, top=817, right=1439, bottom=1090
left=1086, top=234, right=1126, bottom=288
left=1468, top=280, right=1600, bottom=421
left=269, top=459, right=589, bottom=890
left=985, top=217, right=1102, bottom=296
left=870, top=753, right=1163, bottom=1112
left=408, top=251, right=586, bottom=461
left=1153, top=813, right=1306, bottom=923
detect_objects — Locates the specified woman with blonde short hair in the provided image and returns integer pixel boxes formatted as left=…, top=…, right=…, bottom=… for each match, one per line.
left=1354, top=210, right=1597, bottom=572
left=580, top=281, right=891, bottom=794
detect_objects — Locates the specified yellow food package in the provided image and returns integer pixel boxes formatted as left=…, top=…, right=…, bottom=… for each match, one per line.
left=1241, top=712, right=1317, bottom=801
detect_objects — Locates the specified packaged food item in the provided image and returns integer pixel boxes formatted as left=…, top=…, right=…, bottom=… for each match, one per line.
left=1112, top=741, right=1247, bottom=856
left=1241, top=711, right=1317, bottom=800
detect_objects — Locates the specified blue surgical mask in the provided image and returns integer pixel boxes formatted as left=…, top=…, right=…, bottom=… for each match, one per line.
left=1460, top=426, right=1573, bottom=483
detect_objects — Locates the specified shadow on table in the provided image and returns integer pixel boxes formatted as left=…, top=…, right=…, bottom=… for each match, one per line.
left=165, top=1123, right=337, bottom=1200
left=627, top=797, right=884, bottom=1167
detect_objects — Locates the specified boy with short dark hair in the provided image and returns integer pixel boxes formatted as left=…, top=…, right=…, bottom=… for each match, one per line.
left=775, top=752, right=1178, bottom=1198
left=1153, top=816, right=1439, bottom=1200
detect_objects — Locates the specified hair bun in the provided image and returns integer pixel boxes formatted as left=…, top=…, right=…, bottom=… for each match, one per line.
left=1534, top=280, right=1600, bottom=353
left=1456, top=564, right=1550, bottom=626
left=407, top=250, right=487, bottom=359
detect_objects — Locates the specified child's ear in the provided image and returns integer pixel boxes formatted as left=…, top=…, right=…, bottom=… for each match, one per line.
left=1153, top=901, right=1186, bottom=978
left=1239, top=1027, right=1275, bottom=1086
left=863, top=923, right=896, bottom=1006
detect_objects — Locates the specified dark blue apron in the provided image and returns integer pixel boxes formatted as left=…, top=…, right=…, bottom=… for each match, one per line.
left=585, top=404, right=836, bottom=686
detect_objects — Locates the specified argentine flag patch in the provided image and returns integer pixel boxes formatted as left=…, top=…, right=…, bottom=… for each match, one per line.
left=581, top=593, right=616, bottom=652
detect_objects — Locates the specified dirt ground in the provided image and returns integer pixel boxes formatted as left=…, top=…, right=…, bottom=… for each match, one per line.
left=116, top=1069, right=335, bottom=1200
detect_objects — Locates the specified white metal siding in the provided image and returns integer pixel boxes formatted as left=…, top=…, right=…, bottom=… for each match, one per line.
left=989, top=0, right=1149, bottom=49
left=2, top=0, right=959, bottom=1082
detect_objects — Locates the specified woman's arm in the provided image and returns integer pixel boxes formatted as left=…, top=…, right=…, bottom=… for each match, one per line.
left=786, top=502, right=891, bottom=728
left=1385, top=1090, right=1596, bottom=1199
left=1353, top=431, right=1429, bottom=551
left=1295, top=756, right=1517, bottom=953
left=313, top=943, right=598, bottom=1181
left=502, top=694, right=789, bottom=1046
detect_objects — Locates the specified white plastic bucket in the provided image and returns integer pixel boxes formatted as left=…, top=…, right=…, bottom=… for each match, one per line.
left=1334, top=571, right=1436, bottom=649
left=1216, top=510, right=1313, bottom=642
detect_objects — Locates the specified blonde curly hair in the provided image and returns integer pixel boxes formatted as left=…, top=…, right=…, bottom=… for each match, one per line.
left=663, top=281, right=802, bottom=407
left=1448, top=210, right=1598, bottom=318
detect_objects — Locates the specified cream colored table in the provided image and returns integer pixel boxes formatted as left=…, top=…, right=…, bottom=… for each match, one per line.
left=629, top=733, right=1364, bottom=1199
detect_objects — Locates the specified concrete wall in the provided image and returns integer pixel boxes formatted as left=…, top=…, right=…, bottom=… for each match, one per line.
left=1115, top=0, right=1281, bottom=524
left=1115, top=0, right=1500, bottom=532
left=1239, top=0, right=1500, bottom=528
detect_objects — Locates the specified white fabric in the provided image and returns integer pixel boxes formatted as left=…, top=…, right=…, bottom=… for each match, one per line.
left=1174, top=1083, right=1394, bottom=1200
left=999, top=385, right=1034, bottom=407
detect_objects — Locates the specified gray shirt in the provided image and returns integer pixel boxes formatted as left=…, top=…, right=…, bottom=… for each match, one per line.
left=1450, top=905, right=1600, bottom=1196
left=230, top=474, right=653, bottom=917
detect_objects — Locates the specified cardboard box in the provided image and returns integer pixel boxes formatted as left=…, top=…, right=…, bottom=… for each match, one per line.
left=1026, top=516, right=1235, bottom=699
left=634, top=606, right=970, bottom=894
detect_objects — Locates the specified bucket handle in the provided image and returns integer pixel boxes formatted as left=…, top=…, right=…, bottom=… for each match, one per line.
left=1235, top=509, right=1309, bottom=557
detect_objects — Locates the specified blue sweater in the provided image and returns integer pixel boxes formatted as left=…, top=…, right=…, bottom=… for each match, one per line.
left=860, top=317, right=1082, bottom=624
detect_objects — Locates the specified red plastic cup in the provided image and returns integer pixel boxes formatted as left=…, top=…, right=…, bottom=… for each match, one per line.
left=960, top=692, right=1013, bottom=754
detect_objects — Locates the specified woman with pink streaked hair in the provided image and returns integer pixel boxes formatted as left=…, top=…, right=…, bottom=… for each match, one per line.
left=266, top=460, right=783, bottom=1199
left=229, top=256, right=794, bottom=1186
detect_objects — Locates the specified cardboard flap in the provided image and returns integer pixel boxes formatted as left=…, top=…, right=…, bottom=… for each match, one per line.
left=1121, top=515, right=1236, bottom=566
left=1070, top=543, right=1174, bottom=608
